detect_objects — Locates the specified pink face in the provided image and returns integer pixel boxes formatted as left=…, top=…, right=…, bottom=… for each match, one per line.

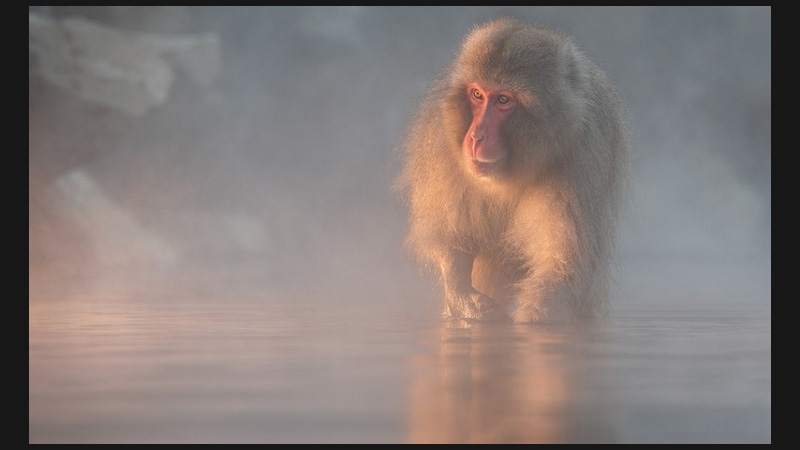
left=462, top=83, right=516, bottom=177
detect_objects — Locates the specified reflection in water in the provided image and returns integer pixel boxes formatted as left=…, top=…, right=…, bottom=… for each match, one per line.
left=408, top=320, right=614, bottom=444
left=29, top=297, right=770, bottom=443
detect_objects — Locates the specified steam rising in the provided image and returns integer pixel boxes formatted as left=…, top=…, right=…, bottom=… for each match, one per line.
left=29, top=7, right=770, bottom=309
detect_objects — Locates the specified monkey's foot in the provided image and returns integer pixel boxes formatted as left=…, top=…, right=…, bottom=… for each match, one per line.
left=444, top=293, right=511, bottom=323
left=473, top=294, right=512, bottom=322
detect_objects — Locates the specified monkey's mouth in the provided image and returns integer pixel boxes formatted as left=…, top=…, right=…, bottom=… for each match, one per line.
left=469, top=158, right=504, bottom=177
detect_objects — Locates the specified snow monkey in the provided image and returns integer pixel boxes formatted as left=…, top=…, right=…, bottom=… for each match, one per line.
left=398, top=18, right=629, bottom=322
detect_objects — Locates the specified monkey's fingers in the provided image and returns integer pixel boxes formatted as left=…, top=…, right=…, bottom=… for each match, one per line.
left=472, top=294, right=512, bottom=323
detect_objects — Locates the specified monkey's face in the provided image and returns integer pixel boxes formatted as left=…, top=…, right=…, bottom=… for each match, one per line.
left=462, top=83, right=516, bottom=178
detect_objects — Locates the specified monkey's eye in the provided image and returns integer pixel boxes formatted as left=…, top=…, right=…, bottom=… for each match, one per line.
left=497, top=95, right=511, bottom=105
left=471, top=89, right=484, bottom=101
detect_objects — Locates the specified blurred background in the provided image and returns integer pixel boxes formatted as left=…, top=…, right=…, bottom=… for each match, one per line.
left=29, top=6, right=771, bottom=444
left=29, top=6, right=771, bottom=312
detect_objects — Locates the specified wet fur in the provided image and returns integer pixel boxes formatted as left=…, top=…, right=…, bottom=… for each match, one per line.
left=398, top=18, right=629, bottom=322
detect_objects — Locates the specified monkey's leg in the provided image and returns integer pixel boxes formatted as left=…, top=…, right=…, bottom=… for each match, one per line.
left=513, top=265, right=611, bottom=323
left=439, top=250, right=510, bottom=322
left=508, top=262, right=589, bottom=323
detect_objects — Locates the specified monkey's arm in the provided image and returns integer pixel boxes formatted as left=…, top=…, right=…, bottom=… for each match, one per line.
left=438, top=250, right=510, bottom=322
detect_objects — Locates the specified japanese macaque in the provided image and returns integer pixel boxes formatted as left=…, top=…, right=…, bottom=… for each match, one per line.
left=398, top=18, right=629, bottom=323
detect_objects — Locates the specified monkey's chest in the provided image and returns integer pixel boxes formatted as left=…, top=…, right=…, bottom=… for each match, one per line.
left=456, top=200, right=515, bottom=251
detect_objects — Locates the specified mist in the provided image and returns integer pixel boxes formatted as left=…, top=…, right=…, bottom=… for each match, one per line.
left=29, top=6, right=770, bottom=313
left=29, top=7, right=771, bottom=444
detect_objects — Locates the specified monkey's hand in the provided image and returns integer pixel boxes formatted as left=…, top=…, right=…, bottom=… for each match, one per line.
left=472, top=293, right=511, bottom=322
left=445, top=290, right=511, bottom=323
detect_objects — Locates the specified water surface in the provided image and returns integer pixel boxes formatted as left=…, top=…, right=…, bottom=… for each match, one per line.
left=29, top=297, right=770, bottom=443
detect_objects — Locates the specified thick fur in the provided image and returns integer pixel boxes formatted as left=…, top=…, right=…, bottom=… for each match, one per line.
left=398, top=18, right=629, bottom=323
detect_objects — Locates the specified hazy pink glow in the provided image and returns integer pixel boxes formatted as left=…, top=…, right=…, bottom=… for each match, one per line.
left=29, top=6, right=769, bottom=444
